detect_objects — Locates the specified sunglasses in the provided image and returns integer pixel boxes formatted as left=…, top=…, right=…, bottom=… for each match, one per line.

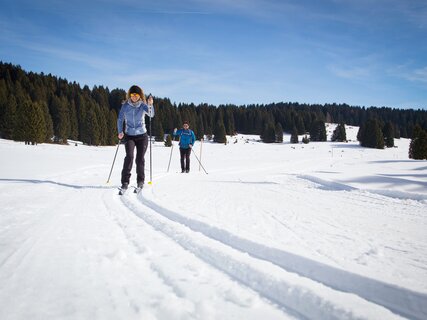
left=130, top=93, right=140, bottom=97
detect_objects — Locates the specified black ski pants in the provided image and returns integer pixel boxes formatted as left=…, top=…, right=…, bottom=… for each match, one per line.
left=121, top=134, right=148, bottom=185
left=180, top=147, right=191, bottom=171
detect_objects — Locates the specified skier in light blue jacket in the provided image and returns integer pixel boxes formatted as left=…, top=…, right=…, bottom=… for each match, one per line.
left=173, top=121, right=196, bottom=173
left=117, top=85, right=154, bottom=190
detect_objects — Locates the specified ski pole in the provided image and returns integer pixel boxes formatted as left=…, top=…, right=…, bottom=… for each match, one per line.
left=167, top=133, right=180, bottom=172
left=191, top=147, right=208, bottom=174
left=199, top=137, right=203, bottom=172
left=167, top=138, right=174, bottom=172
left=148, top=105, right=153, bottom=185
left=106, top=140, right=121, bottom=184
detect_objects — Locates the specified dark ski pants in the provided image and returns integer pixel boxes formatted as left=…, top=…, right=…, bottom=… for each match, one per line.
left=180, top=148, right=191, bottom=171
left=121, top=134, right=148, bottom=185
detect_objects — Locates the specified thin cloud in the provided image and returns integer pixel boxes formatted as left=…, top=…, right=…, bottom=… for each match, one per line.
left=108, top=68, right=272, bottom=105
left=327, top=53, right=382, bottom=81
left=406, top=67, right=427, bottom=84
left=329, top=65, right=371, bottom=80
left=133, top=10, right=211, bottom=15
left=24, top=42, right=125, bottom=72
left=389, top=64, right=427, bottom=85
left=187, top=0, right=300, bottom=20
left=116, top=68, right=238, bottom=92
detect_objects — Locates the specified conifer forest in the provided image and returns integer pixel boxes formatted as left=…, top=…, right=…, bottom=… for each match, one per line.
left=1, top=62, right=426, bottom=151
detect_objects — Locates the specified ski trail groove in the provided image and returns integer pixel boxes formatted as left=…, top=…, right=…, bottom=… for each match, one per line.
left=135, top=196, right=427, bottom=320
left=120, top=195, right=405, bottom=320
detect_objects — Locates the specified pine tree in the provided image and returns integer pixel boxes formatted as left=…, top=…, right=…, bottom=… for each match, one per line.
left=261, top=122, right=276, bottom=143
left=40, top=101, right=54, bottom=142
left=213, top=120, right=227, bottom=143
left=109, top=89, right=126, bottom=114
left=383, top=121, right=395, bottom=148
left=309, top=120, right=327, bottom=141
left=1, top=94, right=17, bottom=139
left=290, top=126, right=299, bottom=144
left=331, top=122, right=346, bottom=142
left=164, top=134, right=172, bottom=147
left=296, top=116, right=306, bottom=135
left=409, top=125, right=427, bottom=160
left=107, top=109, right=118, bottom=145
left=14, top=101, right=46, bottom=144
left=224, top=106, right=235, bottom=135
left=96, top=105, right=108, bottom=145
left=395, top=126, right=401, bottom=139
left=68, top=100, right=79, bottom=141
left=283, top=110, right=292, bottom=132
left=196, top=114, right=204, bottom=140
left=357, top=119, right=384, bottom=149
left=13, top=100, right=29, bottom=143
left=174, top=112, right=183, bottom=132
left=76, top=95, right=89, bottom=143
left=0, top=79, right=8, bottom=137
left=275, top=122, right=284, bottom=142
left=30, top=102, right=47, bottom=144
left=302, top=135, right=310, bottom=144
left=86, top=107, right=100, bottom=145
left=155, top=121, right=165, bottom=142
left=50, top=95, right=69, bottom=143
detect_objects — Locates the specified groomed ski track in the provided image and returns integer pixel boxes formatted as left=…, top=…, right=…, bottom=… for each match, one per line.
left=116, top=182, right=426, bottom=320
left=0, top=171, right=289, bottom=320
left=1, top=135, right=426, bottom=320
left=1, top=169, right=424, bottom=319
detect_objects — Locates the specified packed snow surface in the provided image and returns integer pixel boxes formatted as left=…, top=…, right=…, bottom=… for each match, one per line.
left=1, top=124, right=426, bottom=320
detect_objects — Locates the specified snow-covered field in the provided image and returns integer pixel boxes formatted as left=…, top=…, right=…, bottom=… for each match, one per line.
left=0, top=124, right=426, bottom=320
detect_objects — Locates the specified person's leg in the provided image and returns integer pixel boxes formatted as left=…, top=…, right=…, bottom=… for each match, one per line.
left=135, top=134, right=148, bottom=184
left=121, top=138, right=136, bottom=186
left=180, top=148, right=186, bottom=172
left=185, top=148, right=191, bottom=172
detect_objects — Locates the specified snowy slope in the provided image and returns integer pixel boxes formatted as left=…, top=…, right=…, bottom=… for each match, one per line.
left=0, top=125, right=426, bottom=320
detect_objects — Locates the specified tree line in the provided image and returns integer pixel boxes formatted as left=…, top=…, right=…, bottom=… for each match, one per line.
left=1, top=62, right=426, bottom=156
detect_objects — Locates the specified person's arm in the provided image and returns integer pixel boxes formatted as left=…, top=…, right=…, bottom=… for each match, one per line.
left=173, top=128, right=181, bottom=137
left=190, top=131, right=196, bottom=146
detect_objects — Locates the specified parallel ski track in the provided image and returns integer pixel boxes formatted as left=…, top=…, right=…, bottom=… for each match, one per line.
left=119, top=192, right=427, bottom=320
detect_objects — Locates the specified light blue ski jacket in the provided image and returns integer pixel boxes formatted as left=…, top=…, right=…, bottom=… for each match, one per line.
left=117, top=100, right=155, bottom=136
left=174, top=129, right=196, bottom=149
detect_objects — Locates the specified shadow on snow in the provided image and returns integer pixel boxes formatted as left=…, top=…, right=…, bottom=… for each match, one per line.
left=0, top=178, right=115, bottom=190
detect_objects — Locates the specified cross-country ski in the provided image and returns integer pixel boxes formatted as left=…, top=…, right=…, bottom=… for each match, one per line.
left=133, top=186, right=143, bottom=194
left=118, top=187, right=127, bottom=196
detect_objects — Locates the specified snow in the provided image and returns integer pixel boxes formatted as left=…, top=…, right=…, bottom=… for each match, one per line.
left=0, top=124, right=426, bottom=320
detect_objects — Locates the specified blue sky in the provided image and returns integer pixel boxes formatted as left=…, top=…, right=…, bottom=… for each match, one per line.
left=1, top=0, right=427, bottom=109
